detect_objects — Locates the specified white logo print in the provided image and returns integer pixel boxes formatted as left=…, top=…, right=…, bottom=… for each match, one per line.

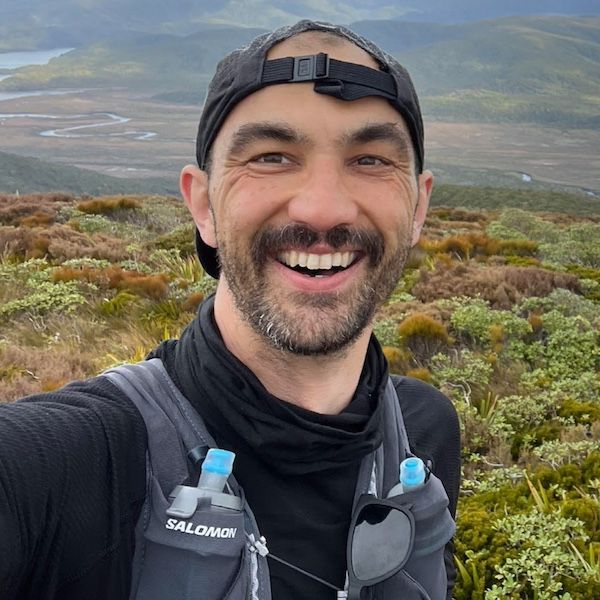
left=165, top=518, right=238, bottom=538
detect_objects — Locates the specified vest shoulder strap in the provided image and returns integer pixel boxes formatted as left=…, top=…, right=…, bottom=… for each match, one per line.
left=103, top=358, right=215, bottom=494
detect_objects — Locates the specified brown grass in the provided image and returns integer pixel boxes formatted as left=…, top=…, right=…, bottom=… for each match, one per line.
left=405, top=367, right=432, bottom=382
left=0, top=343, right=96, bottom=403
left=52, top=265, right=170, bottom=299
left=182, top=292, right=205, bottom=313
left=76, top=196, right=142, bottom=214
left=383, top=346, right=412, bottom=375
left=0, top=193, right=78, bottom=227
left=413, top=264, right=581, bottom=309
left=0, top=224, right=129, bottom=261
left=397, top=313, right=452, bottom=363
left=419, top=234, right=538, bottom=260
left=377, top=299, right=454, bottom=327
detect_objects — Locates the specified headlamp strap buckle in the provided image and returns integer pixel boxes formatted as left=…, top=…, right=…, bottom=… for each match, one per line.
left=291, top=53, right=330, bottom=81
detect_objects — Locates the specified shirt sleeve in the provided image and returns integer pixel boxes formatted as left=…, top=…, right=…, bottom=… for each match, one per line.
left=0, top=377, right=147, bottom=599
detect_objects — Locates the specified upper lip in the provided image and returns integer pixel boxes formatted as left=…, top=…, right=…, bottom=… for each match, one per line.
left=277, top=250, right=358, bottom=270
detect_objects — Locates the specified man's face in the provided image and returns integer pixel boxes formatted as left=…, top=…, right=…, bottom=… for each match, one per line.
left=200, top=40, right=431, bottom=356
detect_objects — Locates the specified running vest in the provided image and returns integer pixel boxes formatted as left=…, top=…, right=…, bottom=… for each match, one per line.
left=103, top=359, right=455, bottom=600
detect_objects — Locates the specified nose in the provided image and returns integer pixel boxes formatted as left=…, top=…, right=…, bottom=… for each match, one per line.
left=286, top=157, right=359, bottom=232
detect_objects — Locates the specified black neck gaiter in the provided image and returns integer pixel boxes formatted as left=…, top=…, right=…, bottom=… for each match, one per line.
left=151, top=295, right=387, bottom=475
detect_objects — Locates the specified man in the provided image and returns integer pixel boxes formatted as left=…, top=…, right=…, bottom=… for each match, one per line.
left=0, top=20, right=460, bottom=600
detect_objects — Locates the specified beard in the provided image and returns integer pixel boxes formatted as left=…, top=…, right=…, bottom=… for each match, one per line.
left=216, top=223, right=411, bottom=356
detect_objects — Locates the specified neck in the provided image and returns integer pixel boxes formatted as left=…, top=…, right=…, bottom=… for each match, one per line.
left=212, top=285, right=372, bottom=415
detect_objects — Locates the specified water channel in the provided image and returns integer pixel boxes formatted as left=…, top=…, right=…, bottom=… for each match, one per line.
left=0, top=48, right=156, bottom=140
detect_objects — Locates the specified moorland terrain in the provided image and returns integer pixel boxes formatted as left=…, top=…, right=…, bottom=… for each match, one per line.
left=0, top=192, right=599, bottom=597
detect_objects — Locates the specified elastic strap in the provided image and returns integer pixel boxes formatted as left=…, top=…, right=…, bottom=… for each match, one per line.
left=262, top=54, right=396, bottom=98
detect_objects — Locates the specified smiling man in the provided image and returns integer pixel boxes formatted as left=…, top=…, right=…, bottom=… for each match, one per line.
left=0, top=21, right=460, bottom=600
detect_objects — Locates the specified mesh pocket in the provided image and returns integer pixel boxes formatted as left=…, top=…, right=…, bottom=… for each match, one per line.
left=379, top=474, right=455, bottom=599
left=130, top=476, right=249, bottom=600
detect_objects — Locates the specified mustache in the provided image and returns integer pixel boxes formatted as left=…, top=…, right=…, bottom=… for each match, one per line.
left=251, top=224, right=385, bottom=266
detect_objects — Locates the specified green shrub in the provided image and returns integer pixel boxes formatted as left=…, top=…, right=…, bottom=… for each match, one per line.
left=487, top=509, right=589, bottom=599
left=517, top=288, right=600, bottom=324
left=533, top=440, right=600, bottom=469
left=454, top=454, right=600, bottom=599
left=0, top=280, right=87, bottom=321
left=150, top=224, right=196, bottom=256
left=373, top=318, right=401, bottom=347
left=430, top=349, right=493, bottom=404
left=449, top=297, right=531, bottom=348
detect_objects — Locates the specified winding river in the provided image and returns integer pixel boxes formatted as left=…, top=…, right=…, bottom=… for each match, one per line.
left=0, top=111, right=157, bottom=140
left=0, top=48, right=157, bottom=140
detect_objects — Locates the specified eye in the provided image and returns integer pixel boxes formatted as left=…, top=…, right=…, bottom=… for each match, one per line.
left=252, top=153, right=292, bottom=165
left=355, top=155, right=392, bottom=167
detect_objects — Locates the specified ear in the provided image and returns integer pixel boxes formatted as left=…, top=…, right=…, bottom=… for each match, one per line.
left=411, top=169, right=433, bottom=247
left=180, top=164, right=217, bottom=249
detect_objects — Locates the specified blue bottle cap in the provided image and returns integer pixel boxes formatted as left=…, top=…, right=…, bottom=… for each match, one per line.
left=202, top=448, right=236, bottom=476
left=400, top=456, right=425, bottom=489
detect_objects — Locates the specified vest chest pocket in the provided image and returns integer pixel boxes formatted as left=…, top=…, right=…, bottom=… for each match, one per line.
left=375, top=570, right=432, bottom=599
left=374, top=474, right=455, bottom=600
left=129, top=475, right=250, bottom=600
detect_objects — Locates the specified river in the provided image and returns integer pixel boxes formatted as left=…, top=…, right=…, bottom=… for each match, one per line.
left=0, top=48, right=156, bottom=140
left=0, top=111, right=157, bottom=141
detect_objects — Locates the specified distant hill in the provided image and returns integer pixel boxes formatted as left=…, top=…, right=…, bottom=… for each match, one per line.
left=0, top=0, right=598, bottom=49
left=430, top=184, right=599, bottom=217
left=2, top=16, right=598, bottom=129
left=389, top=16, right=600, bottom=127
left=0, top=27, right=265, bottom=95
left=0, top=151, right=177, bottom=196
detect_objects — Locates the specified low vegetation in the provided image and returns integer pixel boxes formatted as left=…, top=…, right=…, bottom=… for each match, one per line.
left=1, top=193, right=599, bottom=598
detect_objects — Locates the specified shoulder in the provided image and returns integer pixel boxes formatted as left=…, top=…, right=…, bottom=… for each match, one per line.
left=0, top=373, right=147, bottom=503
left=390, top=374, right=459, bottom=429
left=4, top=373, right=147, bottom=446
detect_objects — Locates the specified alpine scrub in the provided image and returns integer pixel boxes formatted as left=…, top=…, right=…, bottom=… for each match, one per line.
left=0, top=192, right=599, bottom=597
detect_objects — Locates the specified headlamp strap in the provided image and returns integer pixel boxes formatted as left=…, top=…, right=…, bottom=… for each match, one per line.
left=261, top=53, right=397, bottom=98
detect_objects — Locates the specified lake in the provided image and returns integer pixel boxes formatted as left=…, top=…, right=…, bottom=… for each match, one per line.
left=0, top=48, right=74, bottom=71
left=0, top=48, right=78, bottom=101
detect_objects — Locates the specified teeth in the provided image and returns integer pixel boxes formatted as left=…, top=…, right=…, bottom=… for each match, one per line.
left=298, top=252, right=309, bottom=268
left=278, top=251, right=356, bottom=270
left=320, top=254, right=332, bottom=270
left=306, top=254, right=320, bottom=270
left=288, top=250, right=299, bottom=268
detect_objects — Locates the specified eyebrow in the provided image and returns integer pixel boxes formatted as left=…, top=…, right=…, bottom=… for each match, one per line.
left=227, top=122, right=310, bottom=156
left=340, top=122, right=412, bottom=158
left=226, top=120, right=412, bottom=160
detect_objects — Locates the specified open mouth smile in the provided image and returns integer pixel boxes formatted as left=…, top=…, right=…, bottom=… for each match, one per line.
left=277, top=250, right=359, bottom=278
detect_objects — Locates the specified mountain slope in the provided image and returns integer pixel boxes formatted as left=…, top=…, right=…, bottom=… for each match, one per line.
left=0, top=28, right=265, bottom=93
left=0, top=0, right=598, bottom=48
left=395, top=16, right=600, bottom=126
left=2, top=16, right=598, bottom=128
left=0, top=151, right=176, bottom=196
